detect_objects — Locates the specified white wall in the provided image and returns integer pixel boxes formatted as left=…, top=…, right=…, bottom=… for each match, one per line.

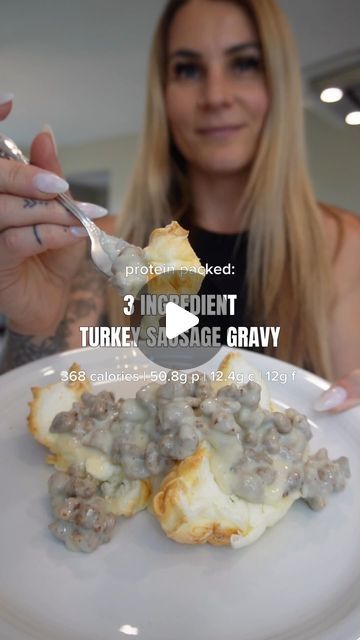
left=57, top=109, right=360, bottom=217
left=58, top=134, right=138, bottom=214
left=305, top=109, right=360, bottom=215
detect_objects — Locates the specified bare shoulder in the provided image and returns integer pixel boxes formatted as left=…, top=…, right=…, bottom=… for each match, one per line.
left=320, top=204, right=360, bottom=377
left=320, top=203, right=360, bottom=291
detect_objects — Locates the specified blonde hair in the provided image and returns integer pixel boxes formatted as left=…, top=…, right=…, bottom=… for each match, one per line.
left=111, top=0, right=336, bottom=379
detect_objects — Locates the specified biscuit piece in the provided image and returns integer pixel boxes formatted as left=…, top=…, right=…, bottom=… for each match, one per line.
left=144, top=221, right=202, bottom=273
left=143, top=221, right=204, bottom=295
left=28, top=364, right=91, bottom=452
left=28, top=364, right=150, bottom=517
left=153, top=443, right=298, bottom=547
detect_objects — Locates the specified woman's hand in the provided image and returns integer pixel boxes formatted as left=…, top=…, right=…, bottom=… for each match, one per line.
left=314, top=370, right=360, bottom=413
left=0, top=96, right=107, bottom=336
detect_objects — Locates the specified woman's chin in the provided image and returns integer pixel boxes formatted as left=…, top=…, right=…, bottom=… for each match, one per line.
left=192, top=156, right=252, bottom=176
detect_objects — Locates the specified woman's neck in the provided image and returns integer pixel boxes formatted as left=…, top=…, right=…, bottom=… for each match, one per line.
left=188, top=167, right=249, bottom=233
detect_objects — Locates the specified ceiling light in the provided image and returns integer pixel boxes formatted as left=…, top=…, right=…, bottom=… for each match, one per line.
left=320, top=87, right=344, bottom=103
left=119, top=625, right=139, bottom=636
left=345, top=111, right=360, bottom=125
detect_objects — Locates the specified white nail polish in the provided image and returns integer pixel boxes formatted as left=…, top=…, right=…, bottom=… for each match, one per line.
left=33, top=172, right=69, bottom=194
left=0, top=92, right=14, bottom=105
left=76, top=202, right=108, bottom=219
left=69, top=226, right=88, bottom=237
left=41, top=124, right=58, bottom=155
left=314, top=385, right=348, bottom=411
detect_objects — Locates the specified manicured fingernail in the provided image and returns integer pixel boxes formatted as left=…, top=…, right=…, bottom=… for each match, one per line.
left=314, top=385, right=348, bottom=411
left=0, top=92, right=14, bottom=105
left=69, top=226, right=88, bottom=237
left=41, top=124, right=58, bottom=155
left=33, top=172, right=69, bottom=194
left=76, top=201, right=108, bottom=219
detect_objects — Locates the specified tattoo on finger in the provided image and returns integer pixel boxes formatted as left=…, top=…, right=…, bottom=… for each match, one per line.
left=32, top=224, right=42, bottom=245
left=24, top=198, right=49, bottom=209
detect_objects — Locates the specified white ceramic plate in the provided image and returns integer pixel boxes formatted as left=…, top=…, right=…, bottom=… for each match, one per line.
left=1, top=346, right=360, bottom=640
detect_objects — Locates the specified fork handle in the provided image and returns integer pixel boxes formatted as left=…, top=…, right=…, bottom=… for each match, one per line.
left=56, top=192, right=99, bottom=235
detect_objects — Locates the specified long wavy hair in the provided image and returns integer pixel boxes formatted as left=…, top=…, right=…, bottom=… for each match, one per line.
left=109, top=0, right=338, bottom=379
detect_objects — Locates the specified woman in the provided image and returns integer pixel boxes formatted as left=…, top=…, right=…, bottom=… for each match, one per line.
left=0, top=0, right=359, bottom=408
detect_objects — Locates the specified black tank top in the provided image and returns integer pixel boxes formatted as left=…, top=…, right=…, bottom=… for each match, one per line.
left=186, top=224, right=254, bottom=344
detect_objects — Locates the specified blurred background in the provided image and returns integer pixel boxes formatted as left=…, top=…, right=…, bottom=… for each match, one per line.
left=1, top=0, right=360, bottom=214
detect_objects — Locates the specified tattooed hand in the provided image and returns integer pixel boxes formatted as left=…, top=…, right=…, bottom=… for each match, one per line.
left=0, top=97, right=108, bottom=336
left=1, top=257, right=108, bottom=373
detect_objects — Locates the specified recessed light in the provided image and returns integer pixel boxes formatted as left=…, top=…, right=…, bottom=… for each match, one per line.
left=119, top=625, right=139, bottom=636
left=345, top=111, right=360, bottom=125
left=320, top=87, right=344, bottom=103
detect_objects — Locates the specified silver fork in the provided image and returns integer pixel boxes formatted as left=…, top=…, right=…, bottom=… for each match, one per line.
left=0, top=134, right=130, bottom=277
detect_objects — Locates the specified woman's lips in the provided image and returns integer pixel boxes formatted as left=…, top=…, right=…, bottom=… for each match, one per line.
left=196, top=124, right=246, bottom=138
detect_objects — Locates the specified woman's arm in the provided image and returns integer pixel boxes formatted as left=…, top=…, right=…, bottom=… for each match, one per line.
left=0, top=257, right=107, bottom=372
